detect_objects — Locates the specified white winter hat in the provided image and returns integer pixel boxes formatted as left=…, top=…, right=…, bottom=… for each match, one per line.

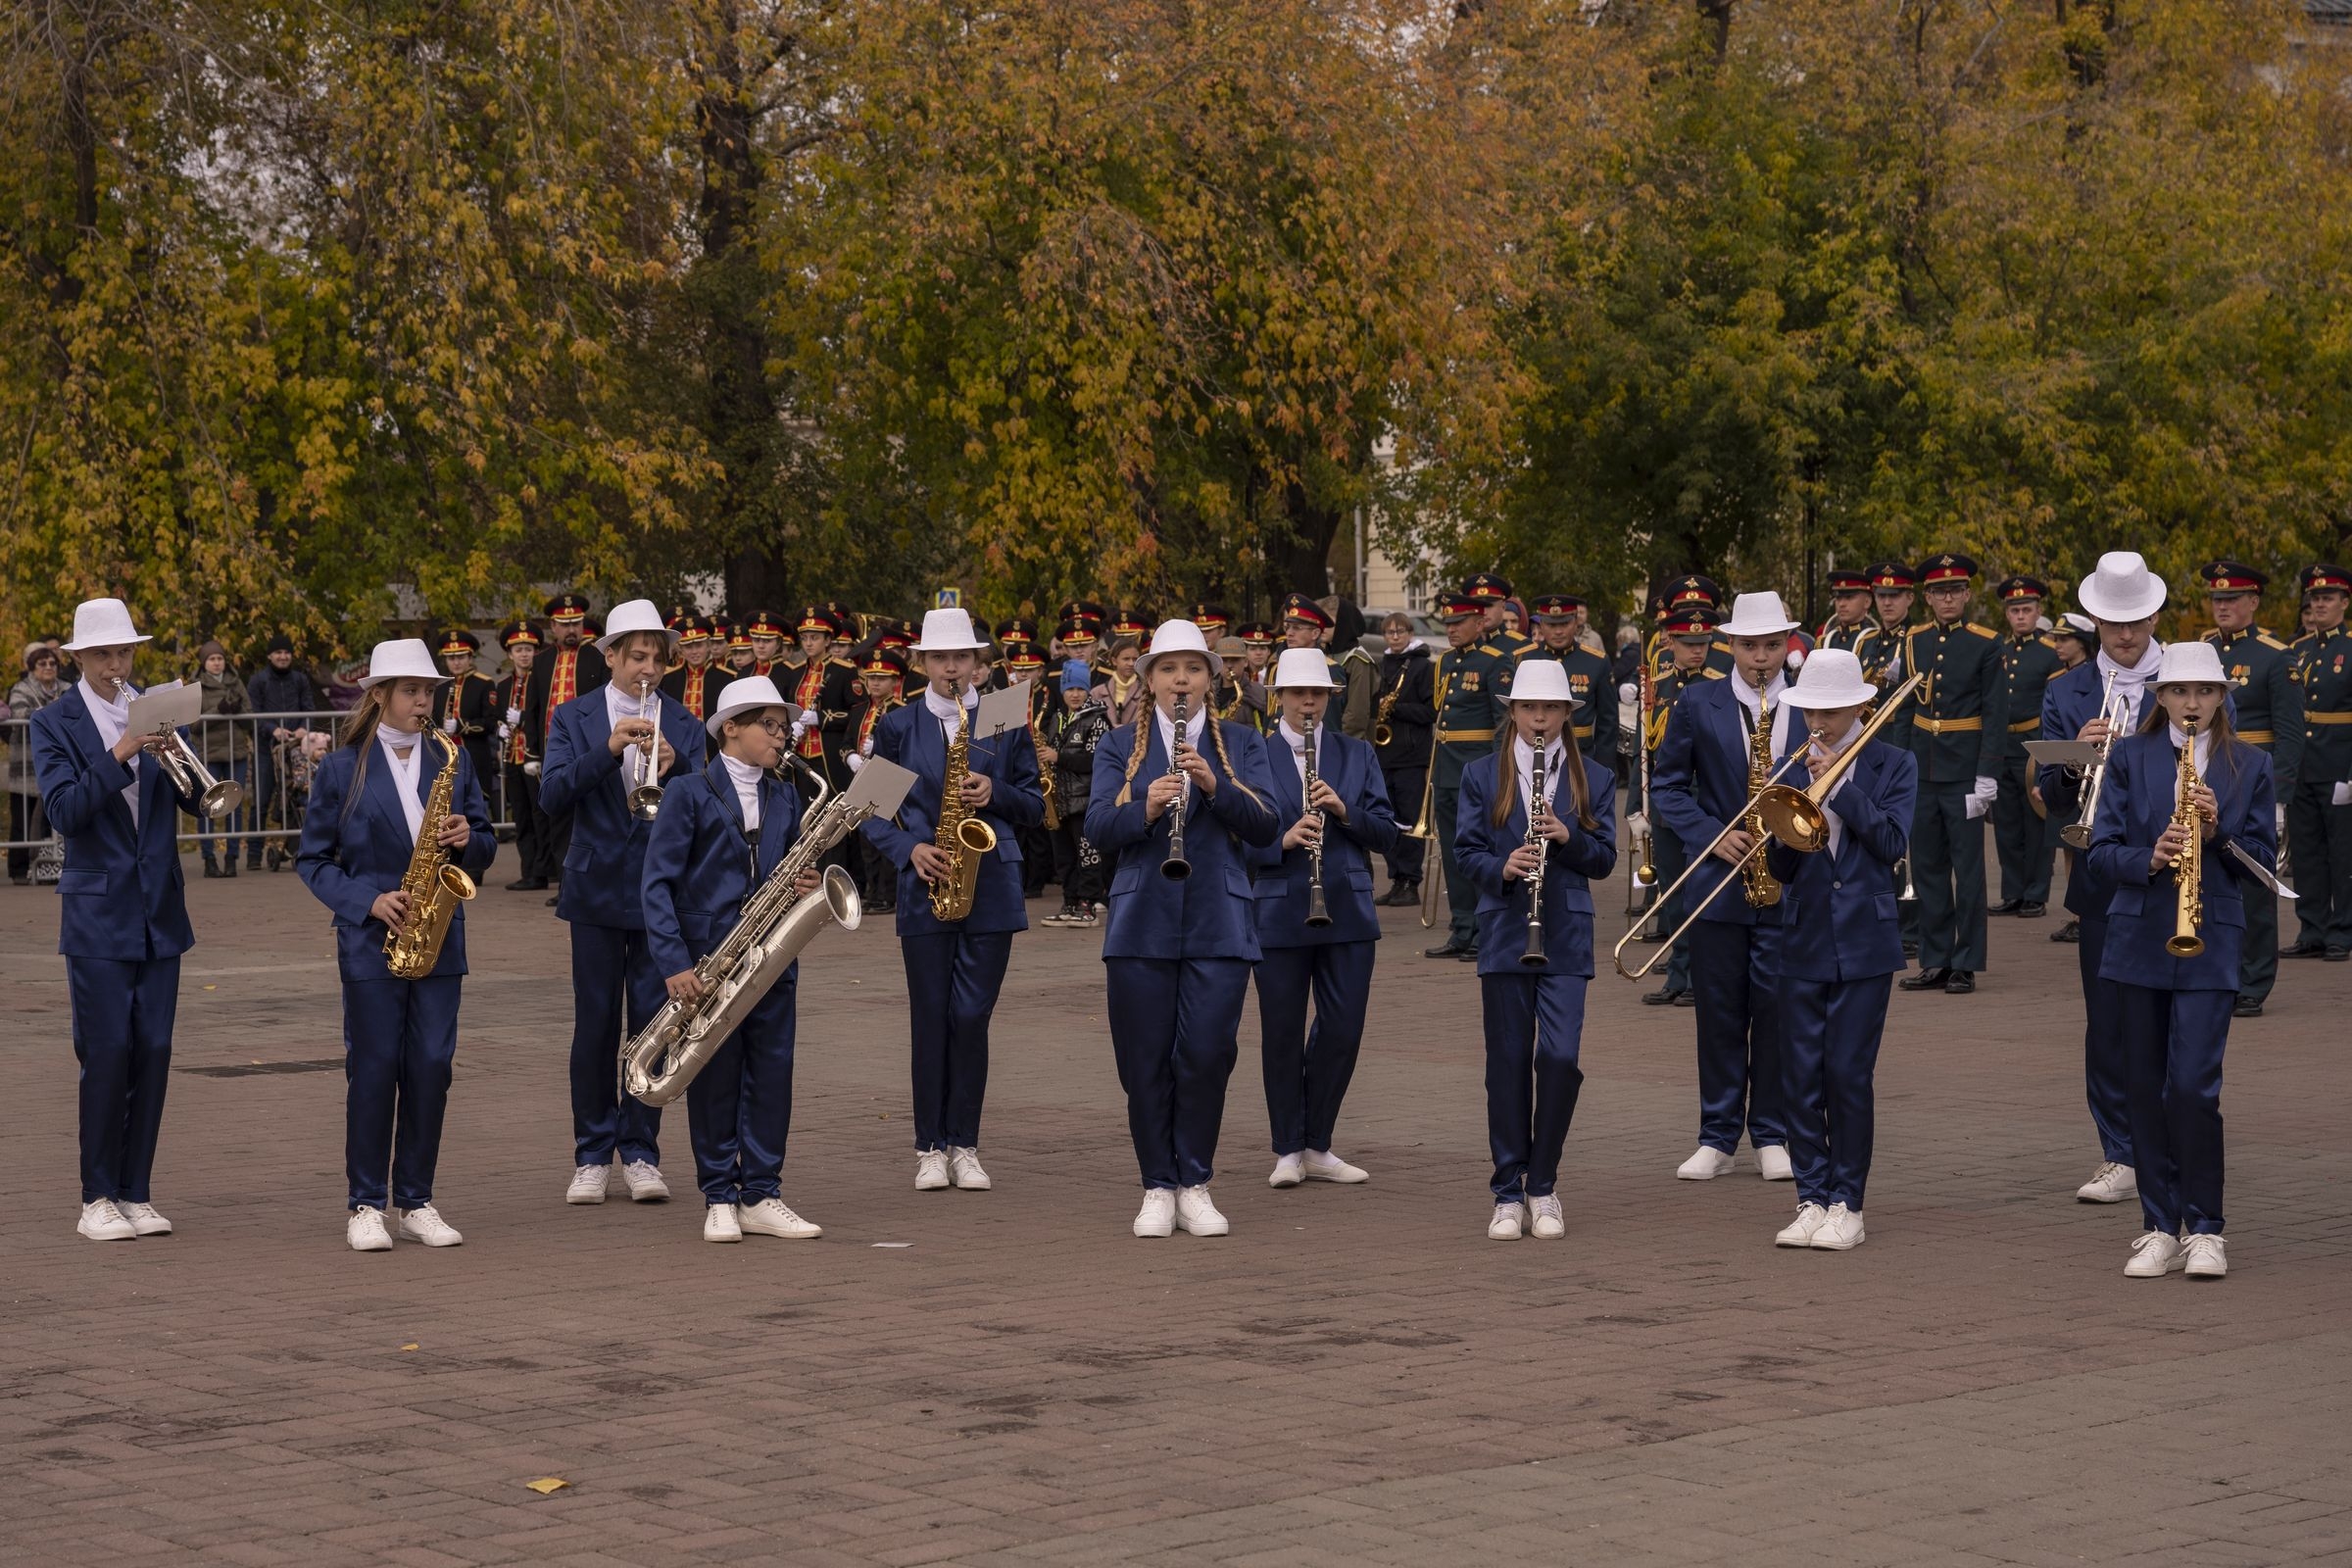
left=1135, top=617, right=1223, bottom=679
left=61, top=598, right=151, bottom=652
left=357, top=638, right=450, bottom=689
left=1718, top=591, right=1800, bottom=638
left=2076, top=552, right=2167, bottom=623
left=1270, top=647, right=1340, bottom=690
left=911, top=608, right=990, bottom=653
left=597, top=598, right=678, bottom=656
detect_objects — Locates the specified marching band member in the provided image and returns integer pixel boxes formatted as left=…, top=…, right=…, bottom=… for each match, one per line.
left=847, top=645, right=907, bottom=916
left=2201, top=562, right=2302, bottom=1015
left=1759, top=651, right=1918, bottom=1252
left=2087, top=642, right=2276, bottom=1280
left=1452, top=660, right=1616, bottom=1240
left=494, top=622, right=553, bottom=892
left=433, top=630, right=498, bottom=797
left=1424, top=592, right=1514, bottom=961
left=658, top=613, right=736, bottom=724
left=1636, top=604, right=1724, bottom=1008
left=1004, top=640, right=1057, bottom=900
left=520, top=593, right=609, bottom=874
left=1894, top=555, right=2007, bottom=996
left=1372, top=612, right=1435, bottom=906
left=297, top=639, right=499, bottom=1250
left=2041, top=551, right=2167, bottom=1205
left=1235, top=622, right=1278, bottom=733
left=1251, top=647, right=1398, bottom=1189
left=723, top=622, right=756, bottom=674
left=541, top=600, right=708, bottom=1206
left=1990, top=577, right=2062, bottom=919
left=32, top=599, right=201, bottom=1241
left=1651, top=591, right=1798, bottom=1182
left=2283, top=564, right=2351, bottom=963
left=640, top=676, right=824, bottom=1243
left=1087, top=618, right=1278, bottom=1238
left=788, top=606, right=858, bottom=796
left=745, top=609, right=788, bottom=677
left=860, top=609, right=1042, bottom=1193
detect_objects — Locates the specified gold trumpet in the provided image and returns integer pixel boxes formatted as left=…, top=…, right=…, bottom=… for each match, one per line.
left=1612, top=671, right=1924, bottom=981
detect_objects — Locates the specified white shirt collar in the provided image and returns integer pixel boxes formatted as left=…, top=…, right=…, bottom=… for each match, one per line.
left=1512, top=732, right=1565, bottom=815
left=1153, top=704, right=1206, bottom=757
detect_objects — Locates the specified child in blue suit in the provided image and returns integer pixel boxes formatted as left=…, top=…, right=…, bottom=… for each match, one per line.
left=1452, top=660, right=1616, bottom=1241
left=31, top=599, right=204, bottom=1242
left=642, top=676, right=825, bottom=1244
left=1759, top=650, right=1919, bottom=1252
left=1087, top=619, right=1279, bottom=1239
left=2088, top=642, right=2277, bottom=1282
left=1251, top=647, right=1397, bottom=1189
left=298, top=640, right=498, bottom=1251
left=859, top=609, right=1043, bottom=1193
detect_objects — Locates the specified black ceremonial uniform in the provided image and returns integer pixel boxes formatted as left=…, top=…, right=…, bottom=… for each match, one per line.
left=1429, top=617, right=1513, bottom=957
left=2208, top=621, right=2300, bottom=1003
left=1371, top=641, right=1436, bottom=893
left=434, top=669, right=498, bottom=799
left=1991, top=628, right=2063, bottom=911
left=659, top=659, right=735, bottom=724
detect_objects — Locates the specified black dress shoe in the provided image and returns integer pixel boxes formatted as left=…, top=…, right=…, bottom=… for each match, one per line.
left=1899, top=967, right=1950, bottom=992
left=2017, top=901, right=2047, bottom=918
left=545, top=895, right=560, bottom=906
left=2053, top=920, right=2081, bottom=944
left=1674, top=990, right=1696, bottom=1006
left=2233, top=997, right=2264, bottom=1018
left=507, top=877, right=548, bottom=892
left=2328, top=948, right=2351, bottom=963
left=201, top=863, right=220, bottom=878
left=1425, top=940, right=1470, bottom=959
left=1990, top=899, right=2022, bottom=915
left=1458, top=945, right=1480, bottom=962
left=1944, top=970, right=1976, bottom=994
left=2280, top=942, right=2328, bottom=959
left=1642, top=987, right=1686, bottom=1006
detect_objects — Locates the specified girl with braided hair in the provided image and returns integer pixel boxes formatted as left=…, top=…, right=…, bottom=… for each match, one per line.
left=1085, top=619, right=1278, bottom=1239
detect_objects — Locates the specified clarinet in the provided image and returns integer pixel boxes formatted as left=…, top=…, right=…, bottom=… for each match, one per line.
left=1520, top=742, right=1550, bottom=968
left=1302, top=715, right=1331, bottom=926
left=1161, top=694, right=1193, bottom=881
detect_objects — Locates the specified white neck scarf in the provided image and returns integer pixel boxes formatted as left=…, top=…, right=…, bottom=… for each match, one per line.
left=2096, top=641, right=2165, bottom=730
left=80, top=677, right=140, bottom=825
left=924, top=684, right=977, bottom=737
left=2165, top=721, right=2214, bottom=807
left=377, top=723, right=426, bottom=844
left=720, top=752, right=763, bottom=831
left=1730, top=669, right=1795, bottom=756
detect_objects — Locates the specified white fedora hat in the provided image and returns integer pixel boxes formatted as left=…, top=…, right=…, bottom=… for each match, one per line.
left=1782, top=648, right=1877, bottom=710
left=911, top=608, right=990, bottom=653
left=1718, top=591, right=1800, bottom=638
left=1269, top=647, right=1339, bottom=690
left=357, top=638, right=450, bottom=689
left=596, top=598, right=678, bottom=656
left=61, top=598, right=151, bottom=652
left=2076, top=551, right=2167, bottom=622
left=2154, top=641, right=2228, bottom=688
left=1136, top=617, right=1223, bottom=678
left=705, top=674, right=803, bottom=736
left=1505, top=660, right=1575, bottom=705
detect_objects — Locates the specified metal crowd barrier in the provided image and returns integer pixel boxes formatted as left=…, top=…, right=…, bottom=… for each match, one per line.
left=2, top=710, right=518, bottom=872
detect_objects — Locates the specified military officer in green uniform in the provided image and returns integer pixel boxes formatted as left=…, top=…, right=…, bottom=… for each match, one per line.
left=1892, top=553, right=2007, bottom=996
left=1862, top=561, right=1918, bottom=685
left=1635, top=604, right=1723, bottom=1005
left=1424, top=591, right=1515, bottom=960
left=2202, top=561, right=2304, bottom=1013
left=1520, top=594, right=1619, bottom=773
left=1645, top=574, right=1731, bottom=678
left=1990, top=574, right=2064, bottom=918
left=1815, top=568, right=1886, bottom=665
left=1462, top=573, right=1532, bottom=661
left=2284, top=564, right=2352, bottom=963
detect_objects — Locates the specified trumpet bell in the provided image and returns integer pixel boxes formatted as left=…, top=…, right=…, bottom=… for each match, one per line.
left=1753, top=785, right=1829, bottom=854
left=197, top=779, right=246, bottom=820
left=2059, top=822, right=2091, bottom=850
left=628, top=784, right=664, bottom=821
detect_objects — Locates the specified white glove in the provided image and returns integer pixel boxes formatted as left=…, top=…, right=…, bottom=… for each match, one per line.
left=1626, top=811, right=1648, bottom=840
left=2335, top=782, right=2351, bottom=807
left=859, top=736, right=874, bottom=758
left=441, top=716, right=459, bottom=735
left=791, top=713, right=812, bottom=742
left=846, top=752, right=865, bottom=774
left=2278, top=804, right=2289, bottom=834
left=1617, top=681, right=1637, bottom=705
left=1787, top=648, right=1806, bottom=670
left=495, top=722, right=512, bottom=742
left=1965, top=775, right=1997, bottom=819
left=505, top=706, right=522, bottom=727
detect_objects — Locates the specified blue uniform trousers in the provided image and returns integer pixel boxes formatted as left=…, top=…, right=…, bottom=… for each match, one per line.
left=67, top=956, right=179, bottom=1205
left=1912, top=779, right=1988, bottom=970
left=2078, top=913, right=2133, bottom=1165
left=1254, top=941, right=1375, bottom=1155
left=685, top=979, right=797, bottom=1205
left=2114, top=984, right=2231, bottom=1236
left=1689, top=919, right=1786, bottom=1152
left=1480, top=971, right=1586, bottom=1201
left=901, top=929, right=1012, bottom=1151
left=1778, top=974, right=1890, bottom=1210
left=341, top=975, right=461, bottom=1211
left=1106, top=956, right=1250, bottom=1189
left=568, top=921, right=664, bottom=1166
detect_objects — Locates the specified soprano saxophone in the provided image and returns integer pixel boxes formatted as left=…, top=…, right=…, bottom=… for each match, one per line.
left=2166, top=718, right=2205, bottom=958
left=384, top=730, right=476, bottom=979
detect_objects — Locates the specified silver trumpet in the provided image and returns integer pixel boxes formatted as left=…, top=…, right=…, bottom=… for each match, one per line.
left=2060, top=667, right=2125, bottom=851
left=627, top=676, right=664, bottom=821
left=153, top=724, right=245, bottom=820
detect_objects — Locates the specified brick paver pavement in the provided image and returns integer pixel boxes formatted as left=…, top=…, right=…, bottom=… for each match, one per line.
left=4, top=859, right=2350, bottom=1566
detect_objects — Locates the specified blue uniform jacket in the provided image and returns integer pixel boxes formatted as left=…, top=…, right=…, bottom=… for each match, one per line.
left=2088, top=731, right=2276, bottom=993
left=539, top=686, right=708, bottom=929
left=641, top=758, right=808, bottom=981
left=1651, top=675, right=1790, bottom=928
left=30, top=685, right=199, bottom=960
left=1762, top=739, right=1918, bottom=982
left=1086, top=715, right=1280, bottom=960
left=296, top=737, right=499, bottom=982
left=1250, top=725, right=1397, bottom=947
left=859, top=697, right=1043, bottom=936
left=1454, top=748, right=1617, bottom=977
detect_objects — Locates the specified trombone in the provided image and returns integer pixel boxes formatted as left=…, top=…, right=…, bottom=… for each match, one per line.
left=1612, top=671, right=1925, bottom=981
left=1404, top=670, right=1446, bottom=926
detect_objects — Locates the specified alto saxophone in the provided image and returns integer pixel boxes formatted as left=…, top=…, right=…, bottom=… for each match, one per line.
left=385, top=730, right=477, bottom=978
left=1740, top=691, right=1784, bottom=907
left=2166, top=718, right=2205, bottom=957
left=1372, top=669, right=1405, bottom=747
left=929, top=683, right=998, bottom=921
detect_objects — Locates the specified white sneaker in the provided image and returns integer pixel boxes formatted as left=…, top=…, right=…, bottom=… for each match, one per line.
left=1756, top=1145, right=1794, bottom=1181
left=1676, top=1146, right=1736, bottom=1181
left=1528, top=1194, right=1565, bottom=1239
left=347, top=1208, right=394, bottom=1251
left=395, top=1204, right=464, bottom=1247
left=117, top=1200, right=172, bottom=1236
left=619, top=1160, right=669, bottom=1202
left=704, top=1203, right=742, bottom=1243
left=914, top=1150, right=951, bottom=1191
left=1775, top=1202, right=1830, bottom=1248
left=2125, top=1231, right=2186, bottom=1278
left=738, top=1197, right=822, bottom=1239
left=1811, top=1203, right=1865, bottom=1250
left=1487, top=1201, right=1526, bottom=1241
left=1268, top=1152, right=1304, bottom=1188
left=565, top=1164, right=610, bottom=1205
left=1133, top=1189, right=1176, bottom=1238
left=2076, top=1161, right=2136, bottom=1203
left=77, top=1199, right=136, bottom=1242
left=947, top=1148, right=992, bottom=1190
left=1174, top=1186, right=1229, bottom=1236
left=2183, top=1234, right=2229, bottom=1280
left=1303, top=1150, right=1369, bottom=1184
